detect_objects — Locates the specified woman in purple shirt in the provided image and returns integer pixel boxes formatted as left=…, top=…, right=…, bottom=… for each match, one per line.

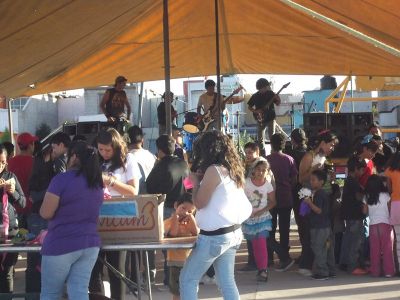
left=40, top=141, right=104, bottom=300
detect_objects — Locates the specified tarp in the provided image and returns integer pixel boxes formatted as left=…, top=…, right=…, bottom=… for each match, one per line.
left=1, top=0, right=400, bottom=98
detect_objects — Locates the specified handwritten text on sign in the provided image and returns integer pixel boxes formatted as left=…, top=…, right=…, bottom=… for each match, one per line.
left=98, top=201, right=156, bottom=232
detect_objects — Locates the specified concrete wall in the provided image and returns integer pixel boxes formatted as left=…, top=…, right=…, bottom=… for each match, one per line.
left=57, top=96, right=85, bottom=125
left=83, top=85, right=139, bottom=122
left=18, top=96, right=58, bottom=134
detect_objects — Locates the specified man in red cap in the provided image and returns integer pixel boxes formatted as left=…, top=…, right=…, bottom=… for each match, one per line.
left=7, top=132, right=38, bottom=227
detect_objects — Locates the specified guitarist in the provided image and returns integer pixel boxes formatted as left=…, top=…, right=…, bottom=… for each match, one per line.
left=248, top=78, right=281, bottom=153
left=197, top=79, right=243, bottom=132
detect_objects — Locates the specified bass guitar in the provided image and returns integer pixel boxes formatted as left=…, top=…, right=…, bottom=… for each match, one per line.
left=253, top=82, right=290, bottom=125
left=199, top=86, right=243, bottom=132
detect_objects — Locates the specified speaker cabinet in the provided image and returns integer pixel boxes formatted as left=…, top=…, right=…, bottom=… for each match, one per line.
left=303, top=112, right=373, bottom=158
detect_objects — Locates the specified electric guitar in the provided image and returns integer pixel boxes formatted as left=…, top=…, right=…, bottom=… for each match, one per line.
left=199, top=86, right=243, bottom=132
left=253, top=82, right=290, bottom=125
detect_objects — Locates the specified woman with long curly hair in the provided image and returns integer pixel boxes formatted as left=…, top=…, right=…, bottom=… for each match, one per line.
left=179, top=131, right=252, bottom=300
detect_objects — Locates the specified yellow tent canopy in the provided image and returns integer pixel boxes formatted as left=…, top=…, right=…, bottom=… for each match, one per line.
left=1, top=0, right=400, bottom=98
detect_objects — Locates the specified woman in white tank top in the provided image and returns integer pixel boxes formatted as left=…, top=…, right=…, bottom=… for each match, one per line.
left=179, top=131, right=252, bottom=300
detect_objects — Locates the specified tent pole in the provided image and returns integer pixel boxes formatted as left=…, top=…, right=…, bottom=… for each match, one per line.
left=163, top=0, right=172, bottom=136
left=7, top=98, right=14, bottom=144
left=137, top=82, right=144, bottom=127
left=215, top=0, right=222, bottom=131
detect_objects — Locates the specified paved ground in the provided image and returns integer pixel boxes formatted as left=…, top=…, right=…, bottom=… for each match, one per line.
left=11, top=226, right=400, bottom=300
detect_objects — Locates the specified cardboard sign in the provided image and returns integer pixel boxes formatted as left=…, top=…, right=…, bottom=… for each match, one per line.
left=98, top=194, right=165, bottom=244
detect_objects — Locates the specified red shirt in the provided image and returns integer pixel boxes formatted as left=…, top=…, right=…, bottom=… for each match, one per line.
left=7, top=155, right=34, bottom=214
left=359, top=159, right=374, bottom=189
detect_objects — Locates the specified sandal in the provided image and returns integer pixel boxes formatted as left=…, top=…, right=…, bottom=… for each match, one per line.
left=256, top=270, right=268, bottom=282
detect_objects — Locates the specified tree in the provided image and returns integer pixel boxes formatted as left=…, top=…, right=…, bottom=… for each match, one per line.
left=35, top=123, right=52, bottom=140
left=0, top=127, right=11, bottom=143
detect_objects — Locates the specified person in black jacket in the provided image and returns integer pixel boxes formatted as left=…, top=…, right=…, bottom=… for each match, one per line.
left=0, top=144, right=26, bottom=293
left=146, top=134, right=188, bottom=288
left=157, top=91, right=177, bottom=136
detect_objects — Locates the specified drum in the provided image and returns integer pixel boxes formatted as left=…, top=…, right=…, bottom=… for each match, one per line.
left=183, top=112, right=200, bottom=133
left=183, top=132, right=199, bottom=152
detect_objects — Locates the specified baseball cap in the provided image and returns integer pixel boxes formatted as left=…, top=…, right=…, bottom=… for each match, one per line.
left=17, top=132, right=38, bottom=147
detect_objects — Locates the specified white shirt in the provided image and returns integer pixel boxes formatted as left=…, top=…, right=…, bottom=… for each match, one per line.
left=196, top=166, right=252, bottom=231
left=368, top=192, right=391, bottom=225
left=130, top=148, right=156, bottom=193
left=244, top=178, right=274, bottom=224
left=103, top=153, right=141, bottom=197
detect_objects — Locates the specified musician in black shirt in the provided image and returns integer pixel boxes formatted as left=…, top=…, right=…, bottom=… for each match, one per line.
left=248, top=78, right=281, bottom=152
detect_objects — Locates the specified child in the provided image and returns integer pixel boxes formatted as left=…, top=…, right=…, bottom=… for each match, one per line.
left=244, top=142, right=261, bottom=178
left=243, top=160, right=276, bottom=281
left=303, top=169, right=335, bottom=280
left=340, top=156, right=367, bottom=275
left=364, top=175, right=395, bottom=277
left=323, top=161, right=343, bottom=264
left=164, top=194, right=198, bottom=300
left=384, top=151, right=400, bottom=272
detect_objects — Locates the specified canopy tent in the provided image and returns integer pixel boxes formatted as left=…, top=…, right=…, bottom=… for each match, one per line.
left=1, top=0, right=400, bottom=98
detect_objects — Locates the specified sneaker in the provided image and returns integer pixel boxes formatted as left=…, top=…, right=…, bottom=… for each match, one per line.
left=311, top=274, right=329, bottom=281
left=351, top=268, right=368, bottom=275
left=256, top=270, right=268, bottom=282
left=156, top=284, right=169, bottom=292
left=238, top=264, right=257, bottom=272
left=276, top=259, right=295, bottom=272
left=328, top=273, right=337, bottom=278
left=298, top=268, right=312, bottom=277
left=384, top=274, right=394, bottom=278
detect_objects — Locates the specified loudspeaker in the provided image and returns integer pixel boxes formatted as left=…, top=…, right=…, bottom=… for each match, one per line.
left=63, top=124, right=77, bottom=136
left=303, top=112, right=373, bottom=158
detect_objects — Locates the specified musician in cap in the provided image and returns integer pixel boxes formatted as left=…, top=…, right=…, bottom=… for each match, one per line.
left=248, top=78, right=281, bottom=152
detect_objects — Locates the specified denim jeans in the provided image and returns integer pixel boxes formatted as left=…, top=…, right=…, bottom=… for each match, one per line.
left=310, top=228, right=335, bottom=277
left=179, top=229, right=243, bottom=300
left=41, top=247, right=99, bottom=300
left=340, top=220, right=364, bottom=272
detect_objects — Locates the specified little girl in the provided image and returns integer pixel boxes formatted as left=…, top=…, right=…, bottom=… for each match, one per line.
left=243, top=160, right=276, bottom=281
left=364, top=175, right=396, bottom=277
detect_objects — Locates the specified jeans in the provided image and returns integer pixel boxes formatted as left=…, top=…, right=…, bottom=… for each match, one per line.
left=340, top=220, right=364, bottom=272
left=310, top=228, right=335, bottom=276
left=41, top=247, right=99, bottom=300
left=257, top=119, right=276, bottom=150
left=180, top=229, right=243, bottom=300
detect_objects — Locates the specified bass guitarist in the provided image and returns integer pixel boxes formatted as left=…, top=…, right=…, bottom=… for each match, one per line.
left=197, top=79, right=243, bottom=132
left=248, top=78, right=281, bottom=152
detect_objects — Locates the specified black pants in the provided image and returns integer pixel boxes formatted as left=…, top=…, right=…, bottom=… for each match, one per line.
left=25, top=253, right=42, bottom=293
left=129, top=250, right=156, bottom=284
left=0, top=253, right=18, bottom=293
left=246, top=239, right=256, bottom=266
left=293, top=198, right=313, bottom=269
left=89, top=250, right=126, bottom=300
left=269, top=207, right=292, bottom=262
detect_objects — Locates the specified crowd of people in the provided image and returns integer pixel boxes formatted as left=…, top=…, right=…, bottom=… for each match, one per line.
left=0, top=75, right=400, bottom=299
